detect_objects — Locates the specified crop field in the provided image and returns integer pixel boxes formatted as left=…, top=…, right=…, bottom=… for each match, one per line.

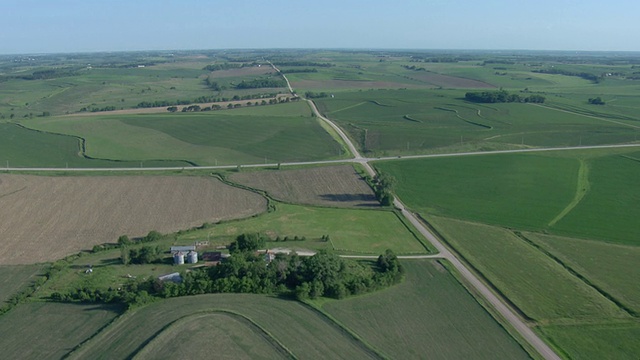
left=133, top=313, right=291, bottom=359
left=68, top=294, right=379, bottom=360
left=525, top=232, right=640, bottom=314
left=19, top=102, right=343, bottom=166
left=180, top=202, right=430, bottom=255
left=376, top=153, right=580, bottom=230
left=0, top=264, right=43, bottom=303
left=376, top=149, right=640, bottom=244
left=229, top=165, right=379, bottom=208
left=323, top=260, right=530, bottom=359
left=427, top=216, right=629, bottom=322
left=313, top=88, right=639, bottom=156
left=0, top=175, right=266, bottom=264
left=0, top=302, right=121, bottom=360
left=540, top=322, right=640, bottom=360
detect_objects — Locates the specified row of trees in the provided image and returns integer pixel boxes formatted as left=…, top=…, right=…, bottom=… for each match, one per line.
left=136, top=92, right=279, bottom=109
left=465, top=90, right=545, bottom=104
left=202, top=62, right=255, bottom=71
left=274, top=61, right=333, bottom=67
left=532, top=68, right=601, bottom=83
left=235, top=78, right=287, bottom=89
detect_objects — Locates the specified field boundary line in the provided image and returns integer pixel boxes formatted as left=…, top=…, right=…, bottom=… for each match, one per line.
left=533, top=103, right=640, bottom=130
left=548, top=159, right=590, bottom=227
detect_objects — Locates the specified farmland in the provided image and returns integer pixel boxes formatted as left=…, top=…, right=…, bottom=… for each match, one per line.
left=0, top=175, right=266, bottom=264
left=0, top=302, right=121, bottom=360
left=67, top=294, right=379, bottom=360
left=18, top=101, right=343, bottom=166
left=229, top=165, right=379, bottom=208
left=0, top=265, right=43, bottom=303
left=323, top=260, right=531, bottom=359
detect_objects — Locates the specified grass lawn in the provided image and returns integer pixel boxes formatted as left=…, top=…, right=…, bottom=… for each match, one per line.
left=179, top=202, right=432, bottom=255
left=427, top=216, right=629, bottom=323
left=322, top=260, right=531, bottom=360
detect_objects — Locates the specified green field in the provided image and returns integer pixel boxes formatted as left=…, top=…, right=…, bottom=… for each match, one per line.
left=0, top=265, right=43, bottom=303
left=427, top=216, right=629, bottom=323
left=68, top=294, right=379, bottom=360
left=133, top=312, right=291, bottom=359
left=323, top=260, right=531, bottom=359
left=376, top=150, right=640, bottom=245
left=0, top=302, right=121, bottom=360
left=180, top=202, right=431, bottom=255
left=18, top=102, right=343, bottom=166
left=525, top=232, right=640, bottom=314
left=313, top=89, right=639, bottom=156
left=376, top=153, right=580, bottom=231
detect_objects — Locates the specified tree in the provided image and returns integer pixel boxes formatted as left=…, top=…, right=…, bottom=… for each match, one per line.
left=588, top=97, right=605, bottom=105
left=229, top=233, right=266, bottom=253
left=118, top=235, right=132, bottom=246
left=167, top=106, right=178, bottom=112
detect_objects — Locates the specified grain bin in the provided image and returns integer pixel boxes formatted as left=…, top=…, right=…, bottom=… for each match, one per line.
left=173, top=251, right=185, bottom=265
left=187, top=251, right=198, bottom=264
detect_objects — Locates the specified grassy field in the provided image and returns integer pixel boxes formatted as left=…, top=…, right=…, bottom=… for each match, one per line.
left=229, top=165, right=379, bottom=208
left=133, top=312, right=291, bottom=360
left=180, top=202, right=431, bottom=255
left=376, top=149, right=640, bottom=245
left=427, top=216, right=629, bottom=323
left=0, top=175, right=266, bottom=264
left=376, top=153, right=580, bottom=230
left=540, top=322, right=640, bottom=360
left=20, top=102, right=343, bottom=166
left=525, top=232, right=640, bottom=314
left=68, top=294, right=379, bottom=360
left=322, top=260, right=531, bottom=359
left=0, top=302, right=121, bottom=360
left=313, top=88, right=639, bottom=156
left=0, top=265, right=43, bottom=303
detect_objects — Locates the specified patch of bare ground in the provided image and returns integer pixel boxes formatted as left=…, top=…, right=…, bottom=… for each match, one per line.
left=408, top=71, right=495, bottom=88
left=229, top=165, right=379, bottom=208
left=0, top=175, right=267, bottom=265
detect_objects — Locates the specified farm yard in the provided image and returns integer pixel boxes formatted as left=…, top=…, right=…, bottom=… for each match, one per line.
left=1, top=48, right=640, bottom=360
left=0, top=175, right=267, bottom=264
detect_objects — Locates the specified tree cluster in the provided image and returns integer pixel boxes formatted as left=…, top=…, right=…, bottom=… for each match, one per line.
left=235, top=78, right=287, bottom=89
left=281, top=68, right=317, bottom=74
left=202, top=63, right=255, bottom=72
left=371, top=173, right=396, bottom=206
left=532, top=68, right=601, bottom=83
left=304, top=91, right=328, bottom=99
left=465, top=90, right=545, bottom=104
left=588, top=97, right=605, bottom=105
left=274, top=61, right=333, bottom=67
left=136, top=93, right=278, bottom=109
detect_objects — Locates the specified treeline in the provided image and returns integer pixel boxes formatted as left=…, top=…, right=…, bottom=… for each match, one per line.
left=51, top=233, right=404, bottom=307
left=281, top=68, right=317, bottom=74
left=402, top=65, right=426, bottom=71
left=136, top=93, right=279, bottom=108
left=369, top=173, right=396, bottom=206
left=465, top=90, right=545, bottom=104
left=532, top=68, right=601, bottom=83
left=236, top=78, right=287, bottom=89
left=588, top=97, right=606, bottom=105
left=17, top=68, right=80, bottom=80
left=167, top=97, right=296, bottom=113
left=304, top=91, right=329, bottom=99
left=202, top=62, right=256, bottom=71
left=274, top=61, right=333, bottom=67
left=79, top=105, right=117, bottom=113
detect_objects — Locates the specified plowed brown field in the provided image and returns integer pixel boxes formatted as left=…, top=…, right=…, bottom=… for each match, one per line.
left=0, top=175, right=267, bottom=264
left=229, top=165, right=378, bottom=208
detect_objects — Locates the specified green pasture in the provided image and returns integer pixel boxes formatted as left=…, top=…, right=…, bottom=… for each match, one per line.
left=427, top=216, right=628, bottom=322
left=133, top=312, right=290, bottom=359
left=323, top=260, right=531, bottom=360
left=526, top=232, right=640, bottom=314
left=20, top=102, right=343, bottom=166
left=0, top=302, right=121, bottom=360
left=68, top=294, right=378, bottom=360
left=376, top=153, right=580, bottom=231
left=313, top=89, right=638, bottom=156
left=180, top=202, right=431, bottom=255
left=0, top=265, right=43, bottom=303
left=0, top=122, right=190, bottom=168
left=540, top=322, right=640, bottom=360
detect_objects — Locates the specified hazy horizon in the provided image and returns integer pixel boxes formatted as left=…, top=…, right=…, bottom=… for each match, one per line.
left=1, top=0, right=639, bottom=55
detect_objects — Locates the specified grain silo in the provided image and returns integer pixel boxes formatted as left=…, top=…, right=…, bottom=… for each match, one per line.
left=173, top=251, right=185, bottom=265
left=187, top=251, right=198, bottom=264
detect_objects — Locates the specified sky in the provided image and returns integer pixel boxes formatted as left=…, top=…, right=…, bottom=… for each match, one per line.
left=1, top=0, right=639, bottom=54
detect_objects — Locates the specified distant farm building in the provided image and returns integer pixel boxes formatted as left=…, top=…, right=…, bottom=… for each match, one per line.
left=201, top=251, right=229, bottom=266
left=158, top=272, right=182, bottom=283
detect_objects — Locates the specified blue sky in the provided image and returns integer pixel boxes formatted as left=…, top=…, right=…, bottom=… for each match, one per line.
left=1, top=0, right=638, bottom=54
